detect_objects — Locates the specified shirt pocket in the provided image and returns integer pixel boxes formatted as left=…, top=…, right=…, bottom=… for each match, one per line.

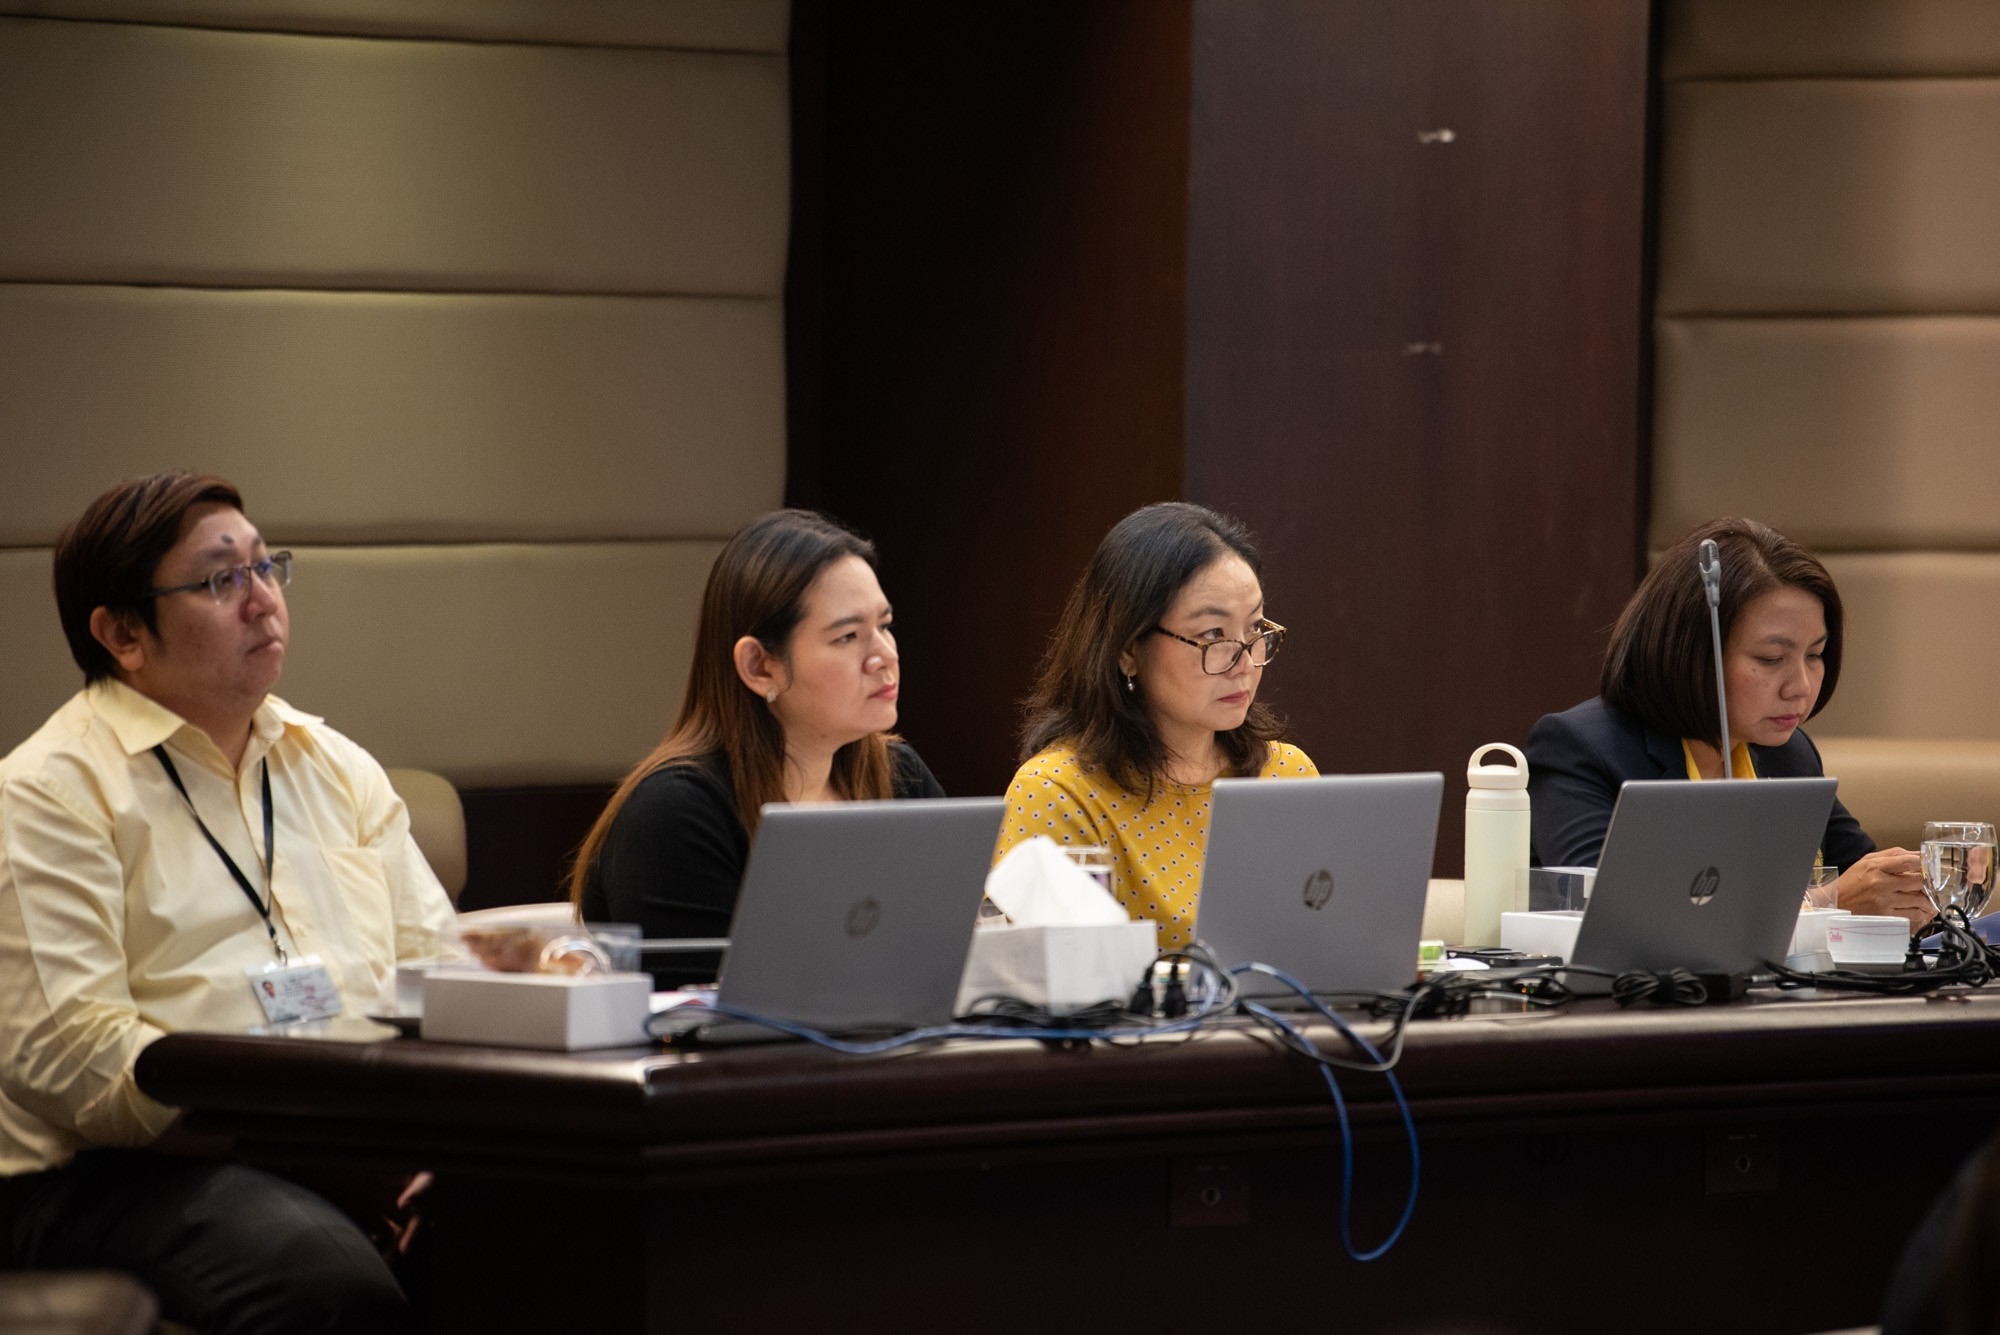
left=319, top=846, right=396, bottom=969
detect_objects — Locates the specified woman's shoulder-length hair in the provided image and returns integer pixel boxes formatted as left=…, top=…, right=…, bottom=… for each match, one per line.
left=568, top=509, right=895, bottom=904
left=1600, top=516, right=1843, bottom=745
left=1019, top=501, right=1285, bottom=796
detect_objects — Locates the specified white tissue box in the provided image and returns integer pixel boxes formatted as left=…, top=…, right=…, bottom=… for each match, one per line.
left=955, top=921, right=1159, bottom=1014
left=1500, top=910, right=1583, bottom=960
left=421, top=970, right=651, bottom=1050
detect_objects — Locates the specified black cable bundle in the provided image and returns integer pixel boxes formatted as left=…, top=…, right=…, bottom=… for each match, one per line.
left=954, top=994, right=1133, bottom=1030
left=1765, top=906, right=2000, bottom=996
left=1607, top=967, right=1709, bottom=1008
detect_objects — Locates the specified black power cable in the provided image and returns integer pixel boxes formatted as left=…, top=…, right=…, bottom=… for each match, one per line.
left=1765, top=905, right=2000, bottom=996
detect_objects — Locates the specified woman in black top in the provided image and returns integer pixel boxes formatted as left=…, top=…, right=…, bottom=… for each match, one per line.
left=572, top=510, right=944, bottom=986
left=1524, top=516, right=1927, bottom=927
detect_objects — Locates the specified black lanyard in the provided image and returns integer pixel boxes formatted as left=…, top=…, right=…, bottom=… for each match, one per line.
left=152, top=745, right=284, bottom=964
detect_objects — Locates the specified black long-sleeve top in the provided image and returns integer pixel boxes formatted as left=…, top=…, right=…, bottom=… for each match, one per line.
left=577, top=744, right=946, bottom=988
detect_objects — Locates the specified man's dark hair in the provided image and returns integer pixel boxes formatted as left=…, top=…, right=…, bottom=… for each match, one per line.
left=53, top=472, right=245, bottom=684
left=1021, top=501, right=1286, bottom=795
left=1601, top=516, right=1843, bottom=746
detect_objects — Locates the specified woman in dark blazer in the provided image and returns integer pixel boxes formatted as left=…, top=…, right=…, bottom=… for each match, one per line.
left=1526, top=517, right=1928, bottom=927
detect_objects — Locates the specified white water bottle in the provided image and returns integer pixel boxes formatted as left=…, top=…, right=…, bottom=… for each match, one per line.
left=1463, top=743, right=1531, bottom=947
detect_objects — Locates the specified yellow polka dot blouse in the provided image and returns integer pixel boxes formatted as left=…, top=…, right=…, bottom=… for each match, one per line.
left=994, top=741, right=1320, bottom=948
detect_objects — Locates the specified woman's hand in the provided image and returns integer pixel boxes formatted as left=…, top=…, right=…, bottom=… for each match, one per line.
left=1833, top=848, right=1931, bottom=928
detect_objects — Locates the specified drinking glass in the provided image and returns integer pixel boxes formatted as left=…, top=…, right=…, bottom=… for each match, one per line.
left=1804, top=865, right=1841, bottom=911
left=1921, top=821, right=2000, bottom=919
left=1062, top=845, right=1116, bottom=892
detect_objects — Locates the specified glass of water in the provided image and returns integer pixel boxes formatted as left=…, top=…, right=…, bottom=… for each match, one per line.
left=1921, top=822, right=1999, bottom=919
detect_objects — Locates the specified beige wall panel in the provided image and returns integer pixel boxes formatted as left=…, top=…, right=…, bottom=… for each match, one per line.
left=0, top=285, right=784, bottom=546
left=282, top=542, right=719, bottom=786
left=1, top=1, right=787, bottom=52
left=1810, top=553, right=2000, bottom=739
left=1813, top=737, right=2000, bottom=850
left=1657, top=80, right=2000, bottom=315
left=0, top=542, right=721, bottom=786
left=0, top=17, right=787, bottom=294
left=1653, top=316, right=2000, bottom=549
left=1665, top=0, right=2000, bottom=79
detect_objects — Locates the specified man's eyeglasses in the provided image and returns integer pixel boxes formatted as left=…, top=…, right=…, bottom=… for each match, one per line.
left=146, top=552, right=294, bottom=604
left=1150, top=619, right=1285, bottom=675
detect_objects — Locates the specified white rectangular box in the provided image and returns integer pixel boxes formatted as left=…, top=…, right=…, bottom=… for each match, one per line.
left=1500, top=910, right=1583, bottom=961
left=955, top=921, right=1158, bottom=1014
left=421, top=970, right=651, bottom=1050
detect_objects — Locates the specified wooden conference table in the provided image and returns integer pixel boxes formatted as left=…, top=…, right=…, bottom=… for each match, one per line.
left=136, top=990, right=2000, bottom=1334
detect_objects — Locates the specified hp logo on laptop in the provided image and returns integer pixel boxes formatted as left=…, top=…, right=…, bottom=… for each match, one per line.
left=1688, top=866, right=1721, bottom=907
left=1302, top=869, right=1335, bottom=911
left=845, top=897, right=881, bottom=939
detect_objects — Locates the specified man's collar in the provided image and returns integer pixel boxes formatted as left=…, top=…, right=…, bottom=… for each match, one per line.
left=88, top=679, right=188, bottom=756
left=254, top=694, right=321, bottom=746
left=88, top=679, right=320, bottom=760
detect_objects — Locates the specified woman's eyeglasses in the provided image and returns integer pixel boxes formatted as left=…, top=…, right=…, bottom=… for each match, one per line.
left=1150, top=620, right=1285, bottom=675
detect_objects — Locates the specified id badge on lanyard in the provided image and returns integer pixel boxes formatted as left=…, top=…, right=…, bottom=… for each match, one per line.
left=153, top=745, right=346, bottom=1025
left=245, top=956, right=344, bottom=1024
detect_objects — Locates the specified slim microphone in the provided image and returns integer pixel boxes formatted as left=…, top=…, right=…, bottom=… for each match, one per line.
left=1696, top=539, right=1733, bottom=779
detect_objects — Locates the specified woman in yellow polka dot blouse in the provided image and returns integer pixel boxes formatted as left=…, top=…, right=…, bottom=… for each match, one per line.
left=995, top=503, right=1317, bottom=948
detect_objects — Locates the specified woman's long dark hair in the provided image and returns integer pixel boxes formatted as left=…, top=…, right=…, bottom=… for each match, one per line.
left=569, top=510, right=895, bottom=903
left=1021, top=502, right=1284, bottom=797
left=1601, top=516, right=1844, bottom=745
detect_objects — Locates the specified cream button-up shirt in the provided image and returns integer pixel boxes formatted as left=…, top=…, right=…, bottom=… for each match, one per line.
left=0, top=681, right=459, bottom=1175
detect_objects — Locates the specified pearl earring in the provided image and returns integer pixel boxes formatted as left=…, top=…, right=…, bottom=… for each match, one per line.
left=1124, top=675, right=1135, bottom=693
left=765, top=689, right=779, bottom=703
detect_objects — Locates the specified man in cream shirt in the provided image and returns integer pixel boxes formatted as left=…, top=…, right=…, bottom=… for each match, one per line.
left=0, top=473, right=458, bottom=1334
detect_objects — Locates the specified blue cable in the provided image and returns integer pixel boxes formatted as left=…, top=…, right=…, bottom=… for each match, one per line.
left=668, top=953, right=1422, bottom=1263
left=690, top=957, right=1237, bottom=1053
left=1232, top=963, right=1421, bottom=1262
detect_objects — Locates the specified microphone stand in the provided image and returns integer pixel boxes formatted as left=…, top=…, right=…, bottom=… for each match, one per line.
left=1697, top=539, right=1732, bottom=779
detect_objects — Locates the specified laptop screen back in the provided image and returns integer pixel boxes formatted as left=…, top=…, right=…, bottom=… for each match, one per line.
left=1196, top=773, right=1443, bottom=995
left=719, top=797, right=1004, bottom=1032
left=1570, top=778, right=1836, bottom=978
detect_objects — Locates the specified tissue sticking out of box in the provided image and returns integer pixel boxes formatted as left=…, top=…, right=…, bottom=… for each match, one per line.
left=985, top=837, right=1131, bottom=926
left=961, top=837, right=1157, bottom=1014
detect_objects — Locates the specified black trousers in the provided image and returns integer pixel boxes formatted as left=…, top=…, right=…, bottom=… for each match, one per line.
left=4, top=1151, right=408, bottom=1335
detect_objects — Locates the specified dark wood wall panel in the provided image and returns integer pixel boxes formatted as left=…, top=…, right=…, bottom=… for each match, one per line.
left=793, top=0, right=1194, bottom=796
left=1184, top=0, right=1652, bottom=874
left=458, top=785, right=613, bottom=911
left=468, top=0, right=1653, bottom=904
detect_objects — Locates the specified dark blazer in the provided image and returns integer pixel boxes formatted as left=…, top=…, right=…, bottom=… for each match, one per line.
left=1524, top=696, right=1875, bottom=872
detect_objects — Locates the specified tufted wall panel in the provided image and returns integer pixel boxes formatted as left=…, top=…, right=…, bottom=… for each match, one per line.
left=1664, top=0, right=2000, bottom=79
left=2, top=1, right=788, bottom=51
left=1656, top=0, right=2000, bottom=762
left=1654, top=317, right=2000, bottom=550
left=1810, top=553, right=2000, bottom=740
left=0, top=16, right=787, bottom=295
left=0, top=286, right=783, bottom=546
left=0, top=3, right=789, bottom=791
left=1657, top=79, right=2000, bottom=315
left=0, top=543, right=720, bottom=787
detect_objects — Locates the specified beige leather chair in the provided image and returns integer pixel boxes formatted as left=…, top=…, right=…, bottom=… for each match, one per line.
left=1815, top=738, right=2000, bottom=856
left=384, top=768, right=467, bottom=905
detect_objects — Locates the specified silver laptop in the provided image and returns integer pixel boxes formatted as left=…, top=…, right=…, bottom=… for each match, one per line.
left=1195, top=773, right=1444, bottom=997
left=696, top=797, right=1004, bottom=1039
left=1565, top=778, right=1837, bottom=990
